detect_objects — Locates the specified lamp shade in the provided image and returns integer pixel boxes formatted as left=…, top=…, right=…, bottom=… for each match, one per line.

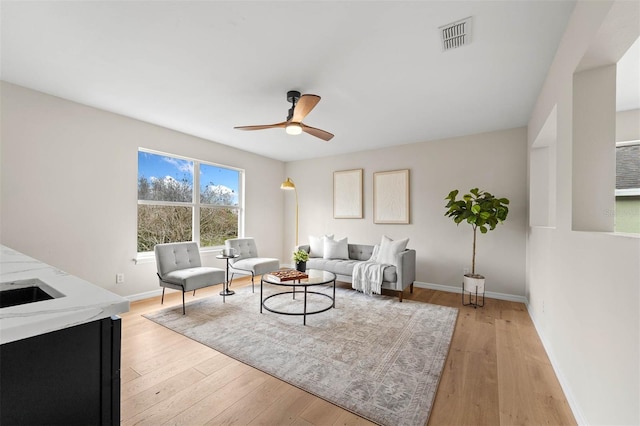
left=280, top=178, right=296, bottom=190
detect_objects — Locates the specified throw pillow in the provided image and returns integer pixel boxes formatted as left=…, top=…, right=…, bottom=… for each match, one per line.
left=323, top=237, right=349, bottom=260
left=309, top=234, right=334, bottom=258
left=368, top=244, right=380, bottom=262
left=377, top=235, right=409, bottom=266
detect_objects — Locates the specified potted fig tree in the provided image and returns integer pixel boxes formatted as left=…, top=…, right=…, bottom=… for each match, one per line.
left=444, top=188, right=509, bottom=306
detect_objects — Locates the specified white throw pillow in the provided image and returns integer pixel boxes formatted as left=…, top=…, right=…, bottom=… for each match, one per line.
left=368, top=244, right=380, bottom=262
left=323, top=237, right=349, bottom=260
left=309, top=234, right=334, bottom=258
left=377, top=235, right=409, bottom=266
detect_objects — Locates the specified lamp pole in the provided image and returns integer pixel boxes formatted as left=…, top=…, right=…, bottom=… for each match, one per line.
left=294, top=185, right=298, bottom=246
left=280, top=177, right=299, bottom=246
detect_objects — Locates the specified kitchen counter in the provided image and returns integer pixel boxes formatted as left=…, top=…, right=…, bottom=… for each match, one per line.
left=0, top=245, right=129, bottom=345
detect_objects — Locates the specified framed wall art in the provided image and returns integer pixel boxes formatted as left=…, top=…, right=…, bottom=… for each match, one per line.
left=373, top=169, right=410, bottom=224
left=333, top=169, right=363, bottom=219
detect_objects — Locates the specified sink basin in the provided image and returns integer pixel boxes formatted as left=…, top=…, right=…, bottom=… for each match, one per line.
left=0, top=279, right=65, bottom=309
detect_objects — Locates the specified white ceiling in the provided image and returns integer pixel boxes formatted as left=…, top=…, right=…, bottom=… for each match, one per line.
left=0, top=0, right=605, bottom=162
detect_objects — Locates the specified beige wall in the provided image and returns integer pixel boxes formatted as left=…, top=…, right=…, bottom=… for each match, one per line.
left=284, top=127, right=528, bottom=298
left=616, top=108, right=640, bottom=141
left=527, top=1, right=640, bottom=424
left=0, top=82, right=286, bottom=298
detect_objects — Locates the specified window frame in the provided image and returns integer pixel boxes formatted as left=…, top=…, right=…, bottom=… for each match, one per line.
left=137, top=148, right=244, bottom=256
left=614, top=139, right=640, bottom=235
left=615, top=139, right=640, bottom=197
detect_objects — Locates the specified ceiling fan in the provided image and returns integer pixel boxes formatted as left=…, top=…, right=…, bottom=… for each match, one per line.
left=234, top=90, right=334, bottom=141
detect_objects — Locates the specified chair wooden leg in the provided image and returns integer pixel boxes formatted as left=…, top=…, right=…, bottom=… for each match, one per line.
left=161, top=288, right=165, bottom=305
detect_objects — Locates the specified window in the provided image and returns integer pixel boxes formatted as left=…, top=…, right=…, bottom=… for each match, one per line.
left=137, top=149, right=242, bottom=252
left=615, top=141, right=640, bottom=234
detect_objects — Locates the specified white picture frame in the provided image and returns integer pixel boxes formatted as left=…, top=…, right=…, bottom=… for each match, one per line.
left=374, top=169, right=410, bottom=224
left=333, top=169, right=363, bottom=219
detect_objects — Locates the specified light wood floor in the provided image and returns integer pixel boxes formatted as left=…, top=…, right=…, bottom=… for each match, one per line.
left=120, top=278, right=576, bottom=426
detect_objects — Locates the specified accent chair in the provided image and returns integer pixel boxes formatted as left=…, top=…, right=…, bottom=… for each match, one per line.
left=154, top=242, right=225, bottom=314
left=224, top=238, right=280, bottom=292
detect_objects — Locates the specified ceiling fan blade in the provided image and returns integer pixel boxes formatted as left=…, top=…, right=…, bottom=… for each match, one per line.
left=292, top=94, right=321, bottom=122
left=301, top=123, right=334, bottom=141
left=234, top=121, right=288, bottom=131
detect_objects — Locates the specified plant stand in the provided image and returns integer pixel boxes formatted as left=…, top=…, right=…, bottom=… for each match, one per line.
left=461, top=281, right=485, bottom=308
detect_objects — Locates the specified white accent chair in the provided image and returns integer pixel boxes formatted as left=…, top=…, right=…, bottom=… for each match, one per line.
left=225, top=238, right=280, bottom=292
left=155, top=242, right=226, bottom=314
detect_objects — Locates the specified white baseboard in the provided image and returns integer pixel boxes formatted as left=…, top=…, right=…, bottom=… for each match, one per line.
left=128, top=282, right=526, bottom=305
left=413, top=281, right=527, bottom=304
left=125, top=288, right=163, bottom=302
left=525, top=302, right=586, bottom=425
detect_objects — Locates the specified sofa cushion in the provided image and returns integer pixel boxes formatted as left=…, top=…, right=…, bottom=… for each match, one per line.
left=324, top=237, right=349, bottom=260
left=347, top=244, right=376, bottom=261
left=307, top=258, right=397, bottom=283
left=308, top=258, right=358, bottom=276
left=378, top=236, right=409, bottom=267
left=309, top=234, right=334, bottom=258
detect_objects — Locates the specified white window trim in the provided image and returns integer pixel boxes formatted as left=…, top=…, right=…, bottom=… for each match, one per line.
left=616, top=139, right=640, bottom=147
left=615, top=188, right=640, bottom=196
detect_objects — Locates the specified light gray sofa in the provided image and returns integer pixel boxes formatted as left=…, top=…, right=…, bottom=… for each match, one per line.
left=297, top=243, right=416, bottom=302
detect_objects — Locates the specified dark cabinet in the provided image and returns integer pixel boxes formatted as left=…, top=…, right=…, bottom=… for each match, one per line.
left=0, top=316, right=121, bottom=425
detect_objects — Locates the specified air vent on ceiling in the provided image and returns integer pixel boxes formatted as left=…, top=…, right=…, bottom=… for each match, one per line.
left=439, top=17, right=472, bottom=51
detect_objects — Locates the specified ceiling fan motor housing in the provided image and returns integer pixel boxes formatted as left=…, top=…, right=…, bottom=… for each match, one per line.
left=286, top=90, right=301, bottom=120
left=286, top=90, right=301, bottom=104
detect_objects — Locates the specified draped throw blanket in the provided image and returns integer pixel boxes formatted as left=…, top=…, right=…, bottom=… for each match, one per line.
left=352, top=261, right=388, bottom=295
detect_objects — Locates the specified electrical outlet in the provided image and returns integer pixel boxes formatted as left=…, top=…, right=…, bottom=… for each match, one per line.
left=116, top=273, right=125, bottom=284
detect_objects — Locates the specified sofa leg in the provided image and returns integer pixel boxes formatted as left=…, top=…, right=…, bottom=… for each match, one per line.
left=161, top=287, right=165, bottom=305
left=182, top=291, right=186, bottom=315
left=398, top=290, right=403, bottom=302
left=410, top=283, right=414, bottom=293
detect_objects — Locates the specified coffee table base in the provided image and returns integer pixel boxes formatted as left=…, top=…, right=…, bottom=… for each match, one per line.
left=262, top=290, right=334, bottom=325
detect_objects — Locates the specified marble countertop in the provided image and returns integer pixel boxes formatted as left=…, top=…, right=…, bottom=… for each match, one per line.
left=0, top=245, right=130, bottom=345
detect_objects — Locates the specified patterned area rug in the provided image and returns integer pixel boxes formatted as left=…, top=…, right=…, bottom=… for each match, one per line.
left=144, top=284, right=458, bottom=426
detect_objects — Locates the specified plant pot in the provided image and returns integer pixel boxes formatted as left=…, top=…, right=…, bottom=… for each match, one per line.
left=463, top=273, right=485, bottom=294
left=296, top=261, right=306, bottom=272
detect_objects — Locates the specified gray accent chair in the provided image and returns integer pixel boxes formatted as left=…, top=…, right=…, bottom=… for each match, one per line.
left=225, top=238, right=280, bottom=292
left=155, top=242, right=226, bottom=314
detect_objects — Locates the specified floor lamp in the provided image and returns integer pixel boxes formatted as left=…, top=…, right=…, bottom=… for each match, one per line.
left=280, top=177, right=298, bottom=246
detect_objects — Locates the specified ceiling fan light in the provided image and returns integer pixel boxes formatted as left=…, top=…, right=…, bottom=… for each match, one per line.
left=285, top=123, right=302, bottom=135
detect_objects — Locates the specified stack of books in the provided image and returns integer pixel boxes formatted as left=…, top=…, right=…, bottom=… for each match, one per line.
left=264, top=269, right=308, bottom=282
